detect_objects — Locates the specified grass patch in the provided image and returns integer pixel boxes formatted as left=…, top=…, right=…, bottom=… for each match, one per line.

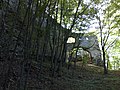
left=28, top=61, right=120, bottom=90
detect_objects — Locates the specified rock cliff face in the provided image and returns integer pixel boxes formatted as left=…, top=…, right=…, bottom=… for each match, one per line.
left=79, top=35, right=101, bottom=65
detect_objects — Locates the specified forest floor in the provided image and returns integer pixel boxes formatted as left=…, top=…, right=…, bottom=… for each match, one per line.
left=28, top=61, right=120, bottom=90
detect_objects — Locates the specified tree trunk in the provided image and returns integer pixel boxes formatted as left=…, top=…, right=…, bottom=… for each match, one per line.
left=102, top=46, right=108, bottom=74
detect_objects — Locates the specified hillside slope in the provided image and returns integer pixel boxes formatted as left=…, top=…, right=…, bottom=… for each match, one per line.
left=26, top=62, right=120, bottom=90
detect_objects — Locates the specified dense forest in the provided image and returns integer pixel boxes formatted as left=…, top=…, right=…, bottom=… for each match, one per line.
left=0, top=0, right=120, bottom=90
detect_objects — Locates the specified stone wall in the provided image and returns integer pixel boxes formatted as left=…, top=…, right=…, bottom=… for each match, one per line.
left=66, top=35, right=102, bottom=65
left=79, top=35, right=102, bottom=65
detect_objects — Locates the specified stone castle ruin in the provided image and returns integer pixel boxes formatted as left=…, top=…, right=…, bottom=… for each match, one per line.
left=67, top=34, right=102, bottom=65
left=1, top=0, right=102, bottom=65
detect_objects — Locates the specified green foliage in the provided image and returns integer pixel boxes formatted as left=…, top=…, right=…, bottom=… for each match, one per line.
left=105, top=0, right=120, bottom=34
left=108, top=60, right=112, bottom=70
left=47, top=0, right=100, bottom=32
left=82, top=54, right=89, bottom=65
left=95, top=0, right=120, bottom=71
